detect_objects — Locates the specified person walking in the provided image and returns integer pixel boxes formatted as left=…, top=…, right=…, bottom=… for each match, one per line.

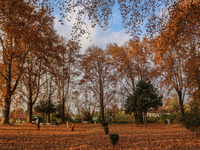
left=71, top=123, right=74, bottom=132
left=67, top=122, right=68, bottom=128
left=167, top=119, right=170, bottom=125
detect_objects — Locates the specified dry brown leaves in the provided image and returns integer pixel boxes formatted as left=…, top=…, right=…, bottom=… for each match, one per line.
left=0, top=123, right=199, bottom=149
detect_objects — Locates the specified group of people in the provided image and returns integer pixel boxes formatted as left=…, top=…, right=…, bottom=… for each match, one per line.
left=36, top=120, right=74, bottom=131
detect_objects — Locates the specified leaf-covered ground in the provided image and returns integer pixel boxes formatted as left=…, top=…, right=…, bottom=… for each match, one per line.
left=0, top=123, right=199, bottom=149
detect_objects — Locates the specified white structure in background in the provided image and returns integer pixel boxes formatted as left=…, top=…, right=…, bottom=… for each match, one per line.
left=147, top=112, right=170, bottom=118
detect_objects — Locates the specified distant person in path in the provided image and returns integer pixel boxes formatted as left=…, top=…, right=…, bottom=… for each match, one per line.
left=37, top=119, right=40, bottom=130
left=71, top=123, right=74, bottom=132
left=168, top=119, right=170, bottom=125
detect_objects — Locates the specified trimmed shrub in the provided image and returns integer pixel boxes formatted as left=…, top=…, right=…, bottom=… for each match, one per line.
left=101, top=120, right=108, bottom=127
left=104, top=127, right=109, bottom=135
left=109, top=134, right=119, bottom=145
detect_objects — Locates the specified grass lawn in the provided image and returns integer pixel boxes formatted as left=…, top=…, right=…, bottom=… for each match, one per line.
left=0, top=123, right=199, bottom=149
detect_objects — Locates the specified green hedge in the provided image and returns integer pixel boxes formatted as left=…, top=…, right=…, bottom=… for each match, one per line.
left=109, top=134, right=119, bottom=145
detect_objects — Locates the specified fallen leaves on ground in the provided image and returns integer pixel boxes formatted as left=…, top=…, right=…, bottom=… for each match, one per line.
left=0, top=123, right=199, bottom=149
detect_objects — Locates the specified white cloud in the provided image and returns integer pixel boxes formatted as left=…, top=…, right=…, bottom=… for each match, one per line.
left=54, top=13, right=131, bottom=53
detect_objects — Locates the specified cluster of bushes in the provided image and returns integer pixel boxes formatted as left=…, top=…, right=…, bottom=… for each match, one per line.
left=50, top=113, right=73, bottom=124
left=109, top=111, right=134, bottom=124
left=150, top=113, right=181, bottom=124
left=182, top=102, right=200, bottom=137
left=104, top=111, right=182, bottom=125
left=157, top=102, right=200, bottom=138
left=100, top=120, right=119, bottom=145
left=73, top=116, right=82, bottom=123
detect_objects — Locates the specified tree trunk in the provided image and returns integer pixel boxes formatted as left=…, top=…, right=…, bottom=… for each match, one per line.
left=62, top=99, right=65, bottom=123
left=27, top=102, right=33, bottom=123
left=100, top=79, right=104, bottom=121
left=139, top=112, right=143, bottom=123
left=99, top=85, right=104, bottom=120
left=98, top=60, right=104, bottom=121
left=2, top=98, right=11, bottom=124
left=48, top=113, right=50, bottom=123
left=27, top=87, right=33, bottom=123
left=2, top=78, right=12, bottom=124
left=131, top=77, right=135, bottom=94
left=100, top=101, right=104, bottom=121
left=144, top=112, right=147, bottom=129
left=47, top=98, right=51, bottom=123
left=177, top=90, right=184, bottom=117
left=134, top=112, right=138, bottom=127
left=195, top=69, right=200, bottom=103
left=43, top=115, right=46, bottom=127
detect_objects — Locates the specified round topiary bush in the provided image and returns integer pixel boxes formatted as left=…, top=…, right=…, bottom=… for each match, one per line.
left=109, top=134, right=119, bottom=145
left=104, top=127, right=109, bottom=135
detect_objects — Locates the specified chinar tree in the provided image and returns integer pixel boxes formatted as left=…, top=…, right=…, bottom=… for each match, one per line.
left=125, top=80, right=162, bottom=128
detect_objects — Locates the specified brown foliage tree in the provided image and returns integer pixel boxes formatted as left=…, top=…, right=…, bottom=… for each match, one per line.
left=81, top=46, right=118, bottom=120
left=0, top=0, right=60, bottom=123
left=55, top=38, right=81, bottom=123
left=0, top=0, right=43, bottom=123
left=18, top=13, right=59, bottom=123
left=107, top=43, right=136, bottom=95
left=152, top=0, right=200, bottom=117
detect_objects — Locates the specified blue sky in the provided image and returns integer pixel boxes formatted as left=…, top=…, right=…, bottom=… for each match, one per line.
left=53, top=3, right=132, bottom=52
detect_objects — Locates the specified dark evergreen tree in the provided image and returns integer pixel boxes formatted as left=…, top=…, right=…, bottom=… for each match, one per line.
left=54, top=104, right=65, bottom=121
left=35, top=99, right=56, bottom=123
left=125, top=80, right=162, bottom=128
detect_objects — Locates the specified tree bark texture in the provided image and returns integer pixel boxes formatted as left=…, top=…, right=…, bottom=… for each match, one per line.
left=62, top=99, right=65, bottom=123
left=27, top=102, right=33, bottom=123
left=177, top=90, right=184, bottom=117
left=2, top=78, right=12, bottom=123
left=2, top=98, right=11, bottom=124
left=144, top=112, right=147, bottom=129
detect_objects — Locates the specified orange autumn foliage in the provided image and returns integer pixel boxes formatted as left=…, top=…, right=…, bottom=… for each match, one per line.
left=151, top=0, right=200, bottom=116
left=81, top=46, right=118, bottom=120
left=107, top=38, right=151, bottom=96
left=0, top=0, right=60, bottom=124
